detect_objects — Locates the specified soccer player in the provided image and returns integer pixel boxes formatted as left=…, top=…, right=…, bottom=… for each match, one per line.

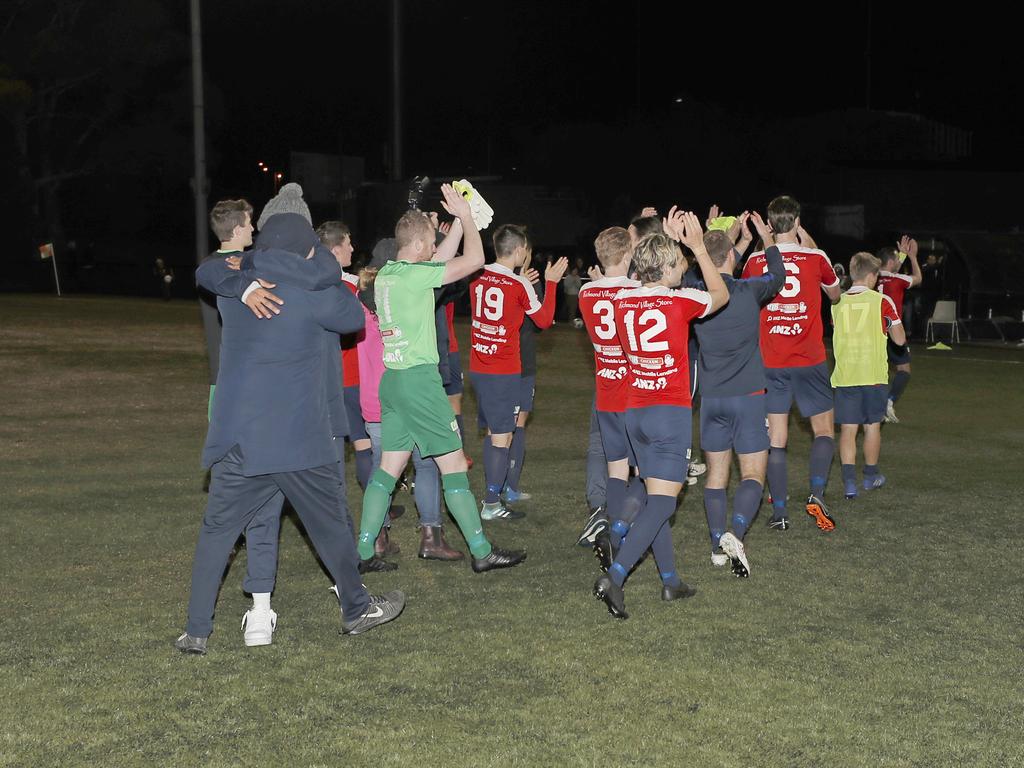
left=877, top=235, right=921, bottom=423
left=831, top=252, right=907, bottom=498
left=692, top=215, right=785, bottom=577
left=741, top=196, right=842, bottom=532
left=593, top=210, right=730, bottom=619
left=577, top=226, right=644, bottom=562
left=199, top=199, right=255, bottom=419
left=354, top=184, right=526, bottom=573
left=469, top=224, right=568, bottom=520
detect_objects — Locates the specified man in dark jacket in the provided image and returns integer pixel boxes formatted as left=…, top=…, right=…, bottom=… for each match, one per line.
left=176, top=213, right=405, bottom=655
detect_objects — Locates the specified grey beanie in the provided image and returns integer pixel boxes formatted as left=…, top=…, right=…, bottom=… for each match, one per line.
left=257, top=182, right=312, bottom=229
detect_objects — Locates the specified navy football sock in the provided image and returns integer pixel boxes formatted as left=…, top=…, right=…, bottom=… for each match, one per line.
left=731, top=479, right=762, bottom=540
left=649, top=521, right=680, bottom=587
left=354, top=448, right=373, bottom=491
left=809, top=436, right=834, bottom=497
left=622, top=476, right=646, bottom=525
left=610, top=493, right=676, bottom=587
left=606, top=478, right=628, bottom=544
left=703, top=487, right=727, bottom=550
left=889, top=371, right=911, bottom=403
left=864, top=464, right=879, bottom=479
left=483, top=440, right=509, bottom=504
left=767, top=447, right=788, bottom=516
left=841, top=464, right=857, bottom=485
left=505, top=427, right=526, bottom=492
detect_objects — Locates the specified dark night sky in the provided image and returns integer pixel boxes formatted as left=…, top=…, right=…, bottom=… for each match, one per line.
left=191, top=0, right=1023, bottom=187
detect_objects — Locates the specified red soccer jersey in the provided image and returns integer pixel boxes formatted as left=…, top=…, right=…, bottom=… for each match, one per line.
left=877, top=270, right=913, bottom=322
left=578, top=276, right=640, bottom=413
left=741, top=243, right=840, bottom=369
left=445, top=301, right=458, bottom=352
left=469, top=263, right=556, bottom=375
left=340, top=272, right=361, bottom=387
left=613, top=285, right=713, bottom=409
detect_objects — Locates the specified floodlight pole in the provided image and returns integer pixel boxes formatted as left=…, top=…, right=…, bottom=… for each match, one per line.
left=190, top=0, right=208, bottom=267
left=390, top=0, right=403, bottom=181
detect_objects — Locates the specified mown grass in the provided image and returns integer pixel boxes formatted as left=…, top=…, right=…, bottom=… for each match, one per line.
left=1, top=295, right=1022, bottom=767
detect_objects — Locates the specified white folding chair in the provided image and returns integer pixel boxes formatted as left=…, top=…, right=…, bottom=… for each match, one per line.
left=926, top=300, right=960, bottom=343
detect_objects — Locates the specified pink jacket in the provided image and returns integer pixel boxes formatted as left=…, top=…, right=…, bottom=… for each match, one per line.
left=357, top=303, right=385, bottom=423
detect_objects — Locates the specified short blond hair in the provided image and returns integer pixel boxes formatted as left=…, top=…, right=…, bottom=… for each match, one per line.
left=594, top=227, right=632, bottom=268
left=395, top=210, right=434, bottom=250
left=631, top=233, right=684, bottom=284
left=850, top=251, right=881, bottom=281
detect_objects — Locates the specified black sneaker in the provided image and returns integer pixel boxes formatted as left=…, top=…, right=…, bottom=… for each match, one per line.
left=805, top=494, right=836, bottom=532
left=592, top=533, right=613, bottom=572
left=175, top=632, right=208, bottom=655
left=341, top=590, right=406, bottom=636
left=661, top=581, right=697, bottom=601
left=576, top=505, right=609, bottom=546
left=358, top=555, right=398, bottom=573
left=471, top=546, right=527, bottom=573
left=594, top=574, right=628, bottom=619
left=768, top=516, right=790, bottom=531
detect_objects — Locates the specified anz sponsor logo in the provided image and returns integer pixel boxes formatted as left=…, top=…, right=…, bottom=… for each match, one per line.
left=768, top=323, right=804, bottom=336
left=596, top=366, right=628, bottom=381
left=473, top=342, right=499, bottom=355
left=632, top=376, right=668, bottom=391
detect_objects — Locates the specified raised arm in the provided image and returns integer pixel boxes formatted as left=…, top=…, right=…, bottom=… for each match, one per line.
left=440, top=184, right=485, bottom=285
left=526, top=257, right=569, bottom=329
left=668, top=207, right=729, bottom=313
left=899, top=235, right=923, bottom=287
left=431, top=216, right=464, bottom=264
left=748, top=212, right=785, bottom=302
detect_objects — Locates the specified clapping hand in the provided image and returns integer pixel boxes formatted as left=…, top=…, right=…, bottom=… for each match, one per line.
left=439, top=183, right=472, bottom=221
left=545, top=256, right=570, bottom=283
left=898, top=234, right=919, bottom=260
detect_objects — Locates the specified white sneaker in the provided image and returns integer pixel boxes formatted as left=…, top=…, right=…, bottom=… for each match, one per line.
left=241, top=607, right=277, bottom=647
left=711, top=548, right=729, bottom=567
left=719, top=532, right=750, bottom=578
left=884, top=399, right=899, bottom=424
left=688, top=462, right=707, bottom=477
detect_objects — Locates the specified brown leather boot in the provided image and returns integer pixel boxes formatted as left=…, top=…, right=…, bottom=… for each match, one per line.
left=374, top=527, right=401, bottom=557
left=418, top=525, right=464, bottom=561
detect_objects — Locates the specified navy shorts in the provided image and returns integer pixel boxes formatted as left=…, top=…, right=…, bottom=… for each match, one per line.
left=766, top=363, right=834, bottom=418
left=700, top=393, right=770, bottom=454
left=519, top=375, right=536, bottom=413
left=834, top=384, right=888, bottom=425
left=469, top=371, right=521, bottom=434
left=887, top=338, right=911, bottom=366
left=343, top=385, right=369, bottom=442
left=444, top=350, right=464, bottom=396
left=596, top=410, right=636, bottom=465
left=625, top=405, right=692, bottom=484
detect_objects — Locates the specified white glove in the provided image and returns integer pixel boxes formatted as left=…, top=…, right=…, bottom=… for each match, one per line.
left=452, top=179, right=494, bottom=231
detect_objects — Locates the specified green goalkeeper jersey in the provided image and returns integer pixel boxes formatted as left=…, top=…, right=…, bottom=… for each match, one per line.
left=374, top=260, right=446, bottom=370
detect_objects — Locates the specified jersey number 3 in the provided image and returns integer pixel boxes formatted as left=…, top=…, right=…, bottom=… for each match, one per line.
left=592, top=299, right=616, bottom=340
left=474, top=284, right=504, bottom=321
left=622, top=309, right=668, bottom=352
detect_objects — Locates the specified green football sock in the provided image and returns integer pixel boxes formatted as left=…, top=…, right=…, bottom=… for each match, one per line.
left=358, top=469, right=397, bottom=560
left=442, top=472, right=491, bottom=558
left=208, top=385, right=216, bottom=421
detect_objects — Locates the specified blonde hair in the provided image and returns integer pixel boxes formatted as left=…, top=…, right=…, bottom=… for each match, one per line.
left=631, top=233, right=684, bottom=284
left=850, top=251, right=882, bottom=281
left=594, top=227, right=632, bottom=268
left=395, top=210, right=434, bottom=250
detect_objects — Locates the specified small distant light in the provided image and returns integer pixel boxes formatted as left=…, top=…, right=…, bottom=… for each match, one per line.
left=258, top=161, right=265, bottom=167
left=262, top=167, right=269, bottom=172
left=674, top=98, right=683, bottom=103
left=275, top=173, right=283, bottom=179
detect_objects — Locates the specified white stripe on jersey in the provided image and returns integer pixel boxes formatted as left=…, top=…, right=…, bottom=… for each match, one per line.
left=880, top=270, right=914, bottom=285
left=485, top=262, right=542, bottom=314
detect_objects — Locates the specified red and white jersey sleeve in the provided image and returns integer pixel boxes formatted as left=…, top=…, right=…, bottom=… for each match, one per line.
left=881, top=292, right=901, bottom=334
left=741, top=243, right=839, bottom=369
left=340, top=272, right=362, bottom=387
left=578, top=276, right=639, bottom=413
left=877, top=271, right=912, bottom=321
left=613, top=285, right=713, bottom=409
left=469, top=263, right=537, bottom=375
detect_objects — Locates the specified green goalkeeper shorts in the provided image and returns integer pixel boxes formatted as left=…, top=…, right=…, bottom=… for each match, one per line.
left=379, top=364, right=462, bottom=458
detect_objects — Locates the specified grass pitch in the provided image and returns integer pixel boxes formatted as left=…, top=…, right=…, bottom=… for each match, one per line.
left=1, top=295, right=1022, bottom=767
